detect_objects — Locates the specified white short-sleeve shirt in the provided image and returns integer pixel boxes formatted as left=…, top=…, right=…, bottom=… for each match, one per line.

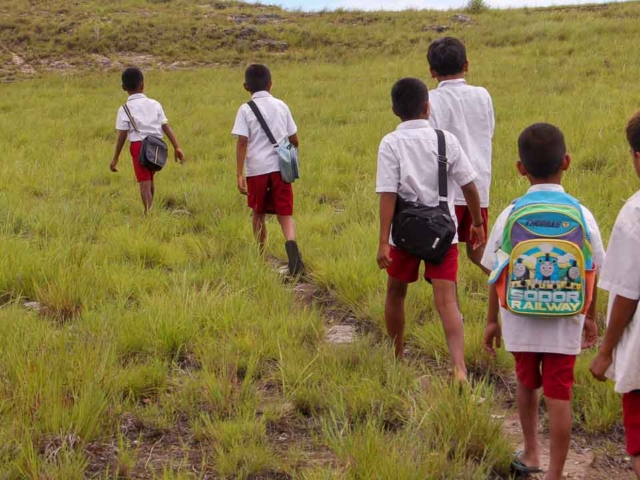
left=428, top=79, right=495, bottom=208
left=376, top=119, right=478, bottom=244
left=599, top=190, right=640, bottom=393
left=481, top=184, right=606, bottom=355
left=115, top=93, right=168, bottom=142
left=232, top=91, right=298, bottom=178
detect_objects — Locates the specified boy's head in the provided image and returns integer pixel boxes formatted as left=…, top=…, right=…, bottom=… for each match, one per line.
left=427, top=37, right=468, bottom=79
left=121, top=67, right=144, bottom=93
left=391, top=78, right=430, bottom=122
left=626, top=110, right=640, bottom=177
left=517, top=123, right=570, bottom=183
left=244, top=64, right=272, bottom=94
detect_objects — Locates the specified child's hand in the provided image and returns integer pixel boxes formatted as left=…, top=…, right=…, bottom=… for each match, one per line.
left=581, top=317, right=598, bottom=349
left=470, top=224, right=486, bottom=250
left=483, top=322, right=502, bottom=357
left=110, top=159, right=118, bottom=173
left=377, top=242, right=392, bottom=270
left=175, top=148, right=186, bottom=164
left=237, top=175, right=248, bottom=195
left=589, top=352, right=613, bottom=382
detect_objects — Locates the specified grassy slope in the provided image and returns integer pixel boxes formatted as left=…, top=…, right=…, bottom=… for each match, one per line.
left=1, top=0, right=640, bottom=478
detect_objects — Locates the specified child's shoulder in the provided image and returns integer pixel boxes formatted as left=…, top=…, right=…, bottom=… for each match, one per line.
left=617, top=190, right=640, bottom=225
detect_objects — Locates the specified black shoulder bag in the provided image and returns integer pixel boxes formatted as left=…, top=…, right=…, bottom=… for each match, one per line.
left=391, top=129, right=456, bottom=264
left=122, top=104, right=168, bottom=172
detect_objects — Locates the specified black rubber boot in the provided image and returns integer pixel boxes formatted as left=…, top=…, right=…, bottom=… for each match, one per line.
left=285, top=240, right=305, bottom=276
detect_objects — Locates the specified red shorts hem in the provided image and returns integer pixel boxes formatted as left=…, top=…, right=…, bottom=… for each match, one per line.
left=386, top=244, right=459, bottom=284
left=131, top=141, right=155, bottom=183
left=247, top=172, right=293, bottom=216
left=513, top=352, right=576, bottom=401
left=455, top=206, right=489, bottom=243
left=623, top=391, right=640, bottom=457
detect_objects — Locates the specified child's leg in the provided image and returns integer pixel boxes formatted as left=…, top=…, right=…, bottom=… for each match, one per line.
left=277, top=215, right=295, bottom=242
left=252, top=212, right=267, bottom=254
left=516, top=378, right=541, bottom=467
left=634, top=457, right=640, bottom=478
left=385, top=276, right=408, bottom=358
left=139, top=181, right=153, bottom=215
left=544, top=397, right=572, bottom=480
left=431, top=279, right=467, bottom=380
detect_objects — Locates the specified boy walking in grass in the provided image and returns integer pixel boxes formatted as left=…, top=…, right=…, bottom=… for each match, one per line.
left=427, top=37, right=495, bottom=274
left=483, top=124, right=605, bottom=479
left=376, top=78, right=485, bottom=381
left=232, top=64, right=304, bottom=276
left=111, top=67, right=185, bottom=215
left=590, top=111, right=640, bottom=479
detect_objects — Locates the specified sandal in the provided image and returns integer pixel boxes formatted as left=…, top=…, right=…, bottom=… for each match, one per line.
left=511, top=450, right=543, bottom=475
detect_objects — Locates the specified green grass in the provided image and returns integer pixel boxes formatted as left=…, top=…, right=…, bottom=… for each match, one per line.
left=0, top=0, right=639, bottom=477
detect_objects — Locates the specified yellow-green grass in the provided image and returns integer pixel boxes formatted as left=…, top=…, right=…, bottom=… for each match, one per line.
left=1, top=1, right=640, bottom=477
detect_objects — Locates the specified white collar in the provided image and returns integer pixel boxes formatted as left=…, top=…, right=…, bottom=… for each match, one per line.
left=396, top=119, right=430, bottom=130
left=437, top=78, right=467, bottom=88
left=527, top=184, right=566, bottom=194
left=252, top=91, right=273, bottom=99
left=127, top=93, right=147, bottom=100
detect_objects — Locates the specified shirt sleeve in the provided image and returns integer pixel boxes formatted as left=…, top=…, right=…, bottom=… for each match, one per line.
left=487, top=94, right=496, bottom=137
left=481, top=207, right=511, bottom=271
left=376, top=138, right=400, bottom=194
left=446, top=133, right=477, bottom=188
left=115, top=106, right=129, bottom=131
left=599, top=203, right=640, bottom=300
left=285, top=105, right=297, bottom=137
left=581, top=207, right=606, bottom=272
left=231, top=106, right=249, bottom=138
left=157, top=102, right=168, bottom=125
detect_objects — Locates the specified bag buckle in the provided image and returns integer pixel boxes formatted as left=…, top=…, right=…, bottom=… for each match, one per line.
left=437, top=155, right=448, bottom=164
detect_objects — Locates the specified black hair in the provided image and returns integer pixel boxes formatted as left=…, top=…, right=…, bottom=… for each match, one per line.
left=626, top=110, right=640, bottom=153
left=121, top=67, right=144, bottom=91
left=391, top=78, right=429, bottom=121
left=518, top=123, right=567, bottom=179
left=245, top=64, right=272, bottom=93
left=427, top=37, right=468, bottom=77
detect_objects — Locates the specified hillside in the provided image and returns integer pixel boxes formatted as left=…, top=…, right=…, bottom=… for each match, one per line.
left=2, top=0, right=637, bottom=81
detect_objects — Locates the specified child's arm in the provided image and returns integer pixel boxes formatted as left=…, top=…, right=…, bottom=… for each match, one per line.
left=110, top=130, right=128, bottom=172
left=460, top=182, right=486, bottom=248
left=236, top=135, right=249, bottom=195
left=288, top=134, right=299, bottom=149
left=582, top=277, right=599, bottom=349
left=161, top=124, right=185, bottom=163
left=483, top=282, right=502, bottom=357
left=377, top=192, right=397, bottom=270
left=590, top=294, right=638, bottom=381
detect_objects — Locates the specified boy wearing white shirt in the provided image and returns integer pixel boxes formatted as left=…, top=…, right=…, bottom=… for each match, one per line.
left=376, top=78, right=485, bottom=380
left=590, top=111, right=640, bottom=478
left=483, top=124, right=605, bottom=480
left=427, top=37, right=495, bottom=274
left=232, top=64, right=304, bottom=275
left=111, top=67, right=185, bottom=215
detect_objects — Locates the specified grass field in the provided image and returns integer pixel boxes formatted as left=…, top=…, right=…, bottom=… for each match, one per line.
left=1, top=0, right=640, bottom=478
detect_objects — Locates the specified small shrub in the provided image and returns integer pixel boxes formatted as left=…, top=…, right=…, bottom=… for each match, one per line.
left=465, top=0, right=489, bottom=14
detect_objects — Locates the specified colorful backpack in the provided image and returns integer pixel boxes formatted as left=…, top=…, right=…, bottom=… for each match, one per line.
left=488, top=190, right=596, bottom=317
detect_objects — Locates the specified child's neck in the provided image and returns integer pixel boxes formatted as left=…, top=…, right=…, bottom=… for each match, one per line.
left=436, top=73, right=466, bottom=82
left=528, top=175, right=563, bottom=186
left=127, top=89, right=144, bottom=96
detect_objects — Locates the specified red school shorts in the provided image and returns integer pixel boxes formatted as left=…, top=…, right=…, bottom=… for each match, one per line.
left=246, top=171, right=293, bottom=216
left=455, top=206, right=489, bottom=243
left=130, top=141, right=155, bottom=183
left=387, top=244, right=459, bottom=284
left=623, top=390, right=640, bottom=457
left=513, top=352, right=577, bottom=401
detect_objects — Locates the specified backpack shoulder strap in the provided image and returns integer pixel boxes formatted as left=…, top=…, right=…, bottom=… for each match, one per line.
left=122, top=104, right=140, bottom=134
left=247, top=101, right=278, bottom=148
left=434, top=129, right=448, bottom=209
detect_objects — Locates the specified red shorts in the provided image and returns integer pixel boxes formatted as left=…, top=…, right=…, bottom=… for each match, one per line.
left=130, top=141, right=155, bottom=183
left=387, top=244, right=459, bottom=283
left=455, top=206, right=489, bottom=243
left=623, top=391, right=640, bottom=457
left=513, top=352, right=576, bottom=401
left=247, top=172, right=293, bottom=216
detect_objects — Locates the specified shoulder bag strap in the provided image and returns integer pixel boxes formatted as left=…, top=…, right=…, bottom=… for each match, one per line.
left=434, top=129, right=448, bottom=209
left=247, top=100, right=278, bottom=148
left=122, top=104, right=140, bottom=134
